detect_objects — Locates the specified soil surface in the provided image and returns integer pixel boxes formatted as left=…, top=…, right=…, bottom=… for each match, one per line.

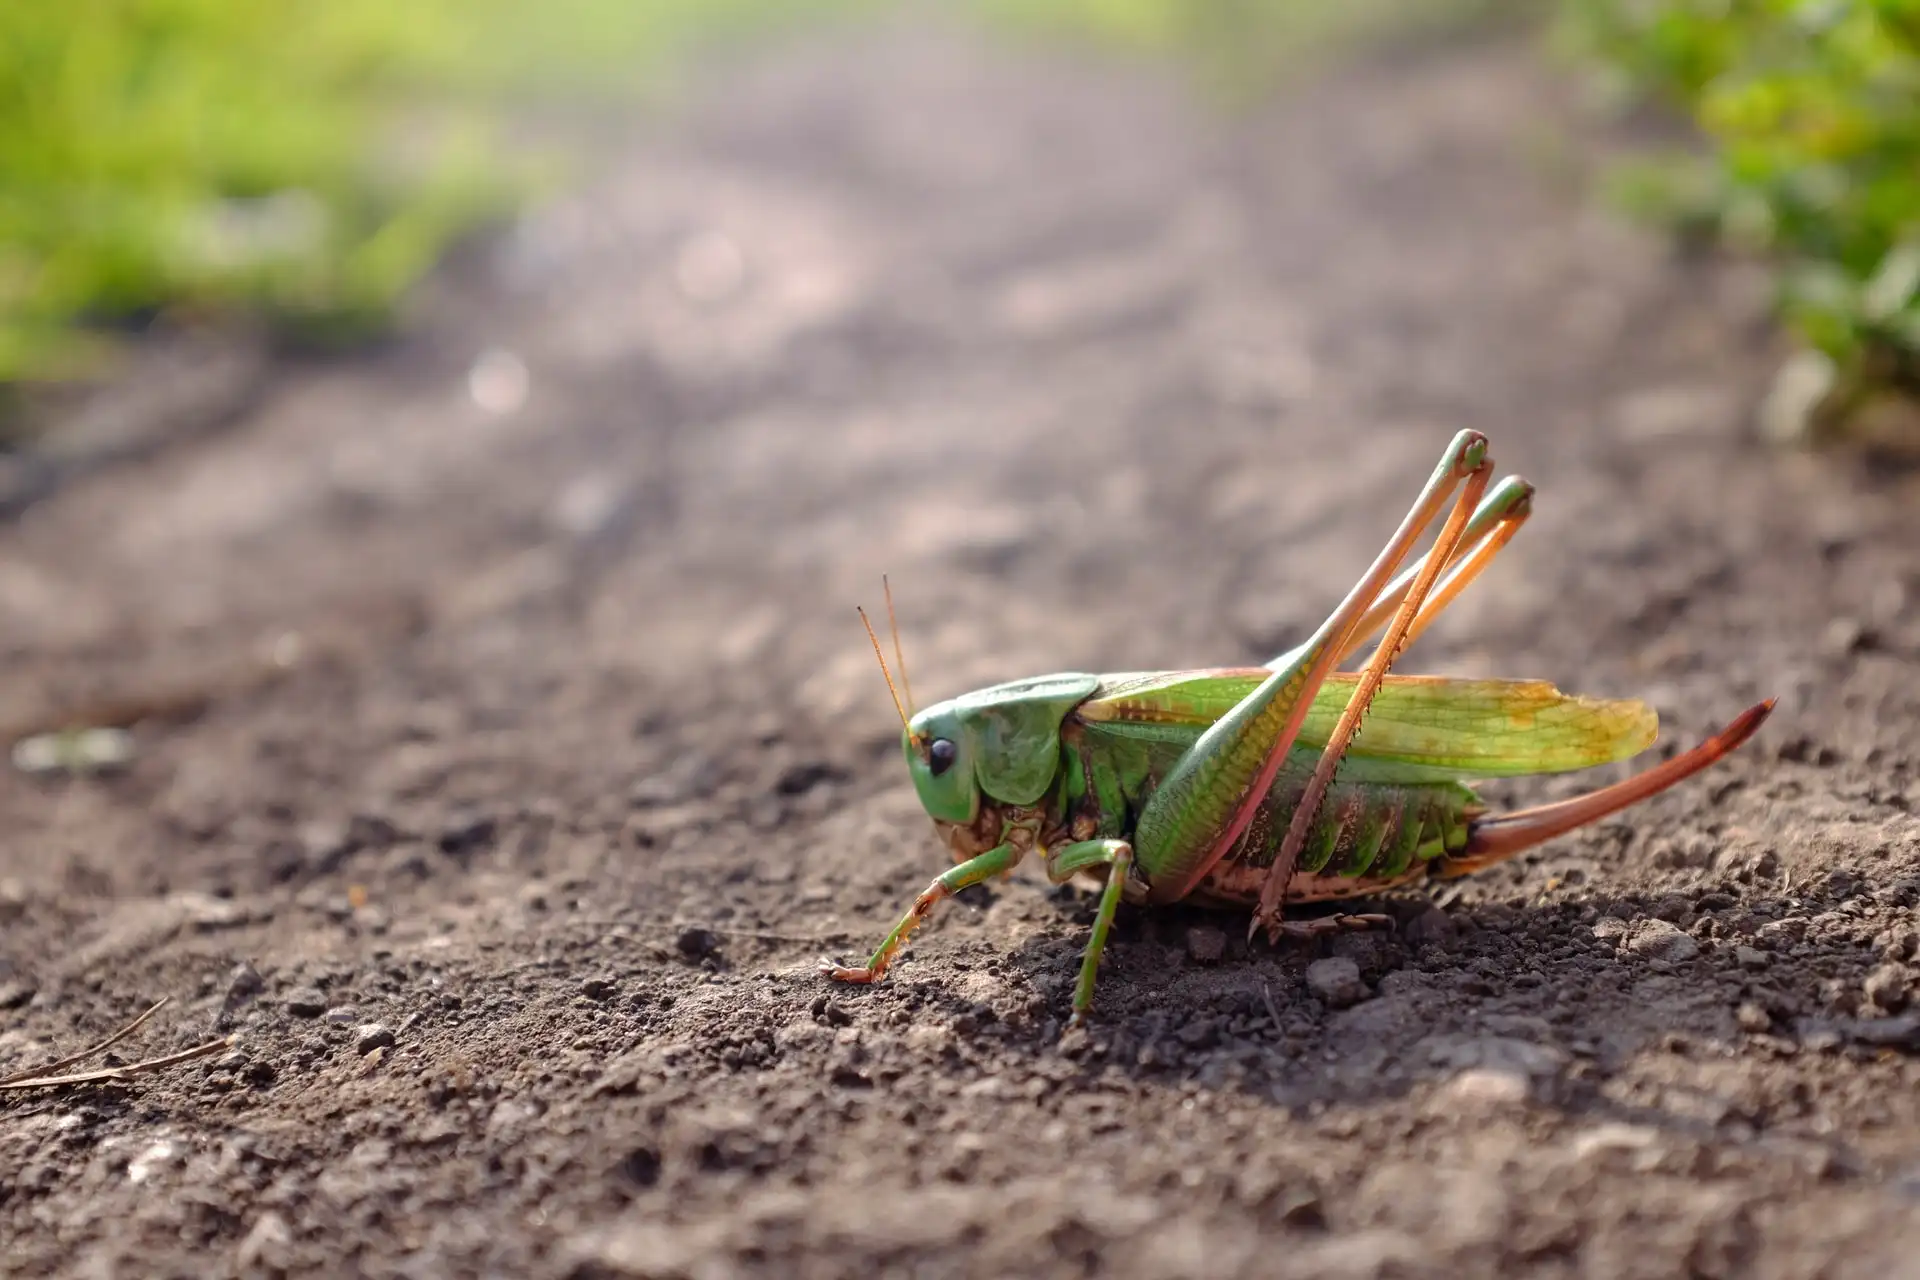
left=6, top=21, right=1920, bottom=1280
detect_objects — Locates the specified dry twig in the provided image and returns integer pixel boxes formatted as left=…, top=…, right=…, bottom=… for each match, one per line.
left=0, top=997, right=234, bottom=1092
left=1262, top=982, right=1285, bottom=1036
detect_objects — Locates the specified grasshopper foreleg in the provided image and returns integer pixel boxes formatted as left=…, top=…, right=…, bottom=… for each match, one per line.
left=820, top=841, right=1022, bottom=987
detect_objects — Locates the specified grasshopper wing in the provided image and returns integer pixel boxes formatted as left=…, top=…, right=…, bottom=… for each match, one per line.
left=1300, top=672, right=1657, bottom=778
left=1085, top=669, right=1656, bottom=782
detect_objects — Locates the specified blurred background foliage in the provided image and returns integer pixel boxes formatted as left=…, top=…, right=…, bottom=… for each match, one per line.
left=3, top=0, right=1917, bottom=429
left=1557, top=0, right=1920, bottom=433
left=0, top=0, right=867, bottom=384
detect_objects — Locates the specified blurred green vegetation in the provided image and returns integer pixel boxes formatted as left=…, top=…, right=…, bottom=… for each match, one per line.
left=997, top=0, right=1920, bottom=418
left=0, top=0, right=1527, bottom=390
left=0, top=0, right=863, bottom=385
left=8, top=0, right=1919, bottom=425
left=1557, top=0, right=1920, bottom=420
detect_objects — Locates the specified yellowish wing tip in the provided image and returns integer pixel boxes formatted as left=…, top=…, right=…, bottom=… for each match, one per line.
left=1586, top=694, right=1659, bottom=761
left=1630, top=700, right=1660, bottom=754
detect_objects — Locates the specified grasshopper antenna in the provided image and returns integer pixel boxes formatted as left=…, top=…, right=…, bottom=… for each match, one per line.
left=882, top=574, right=915, bottom=718
left=858, top=604, right=916, bottom=741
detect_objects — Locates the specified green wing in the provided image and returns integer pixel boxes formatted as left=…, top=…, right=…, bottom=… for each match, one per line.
left=1081, top=668, right=1657, bottom=780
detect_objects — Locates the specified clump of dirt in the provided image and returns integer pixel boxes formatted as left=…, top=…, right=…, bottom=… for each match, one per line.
left=4, top=21, right=1920, bottom=1280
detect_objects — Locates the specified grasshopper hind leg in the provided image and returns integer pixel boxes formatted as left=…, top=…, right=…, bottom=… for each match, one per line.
left=1323, top=474, right=1535, bottom=669
left=1269, top=911, right=1393, bottom=941
left=1130, top=429, right=1497, bottom=909
left=1251, top=442, right=1497, bottom=940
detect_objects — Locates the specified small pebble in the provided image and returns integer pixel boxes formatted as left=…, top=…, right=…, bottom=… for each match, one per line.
left=1821, top=616, right=1871, bottom=658
left=284, top=988, right=327, bottom=1018
left=1570, top=1122, right=1661, bottom=1161
left=1623, top=918, right=1700, bottom=962
left=581, top=977, right=617, bottom=1000
left=630, top=755, right=720, bottom=808
left=1441, top=1067, right=1530, bottom=1109
left=356, top=1024, right=396, bottom=1055
left=1758, top=917, right=1809, bottom=944
left=1848, top=1014, right=1920, bottom=1050
left=468, top=348, right=529, bottom=415
left=236, top=1211, right=293, bottom=1271
left=1735, top=946, right=1770, bottom=970
left=1279, top=1192, right=1325, bottom=1229
left=323, top=1006, right=360, bottom=1025
left=1736, top=1001, right=1771, bottom=1033
left=298, top=821, right=354, bottom=871
left=437, top=810, right=496, bottom=857
left=226, top=963, right=264, bottom=1000
left=1865, top=964, right=1911, bottom=1013
left=774, top=761, right=846, bottom=796
left=1403, top=905, right=1456, bottom=947
left=1177, top=1018, right=1218, bottom=1049
left=1306, top=957, right=1369, bottom=1008
left=675, top=926, right=720, bottom=959
left=1185, top=926, right=1226, bottom=965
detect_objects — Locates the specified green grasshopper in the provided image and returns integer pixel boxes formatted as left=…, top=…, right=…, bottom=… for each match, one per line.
left=821, top=431, right=1774, bottom=1027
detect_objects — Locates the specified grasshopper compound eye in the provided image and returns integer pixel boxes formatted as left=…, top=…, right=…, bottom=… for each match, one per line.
left=927, top=738, right=958, bottom=777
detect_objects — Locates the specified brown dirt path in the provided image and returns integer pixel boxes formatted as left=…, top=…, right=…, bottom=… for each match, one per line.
left=5, top=21, right=1920, bottom=1280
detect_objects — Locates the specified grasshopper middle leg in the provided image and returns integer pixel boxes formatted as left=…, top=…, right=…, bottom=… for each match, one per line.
left=1042, top=839, right=1134, bottom=1028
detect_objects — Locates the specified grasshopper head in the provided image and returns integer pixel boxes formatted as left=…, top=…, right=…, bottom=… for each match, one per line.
left=901, top=674, right=1100, bottom=834
left=851, top=590, right=1096, bottom=850
left=902, top=703, right=980, bottom=827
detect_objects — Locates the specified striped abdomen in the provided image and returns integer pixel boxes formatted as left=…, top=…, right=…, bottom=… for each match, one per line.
left=1187, top=762, right=1479, bottom=907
